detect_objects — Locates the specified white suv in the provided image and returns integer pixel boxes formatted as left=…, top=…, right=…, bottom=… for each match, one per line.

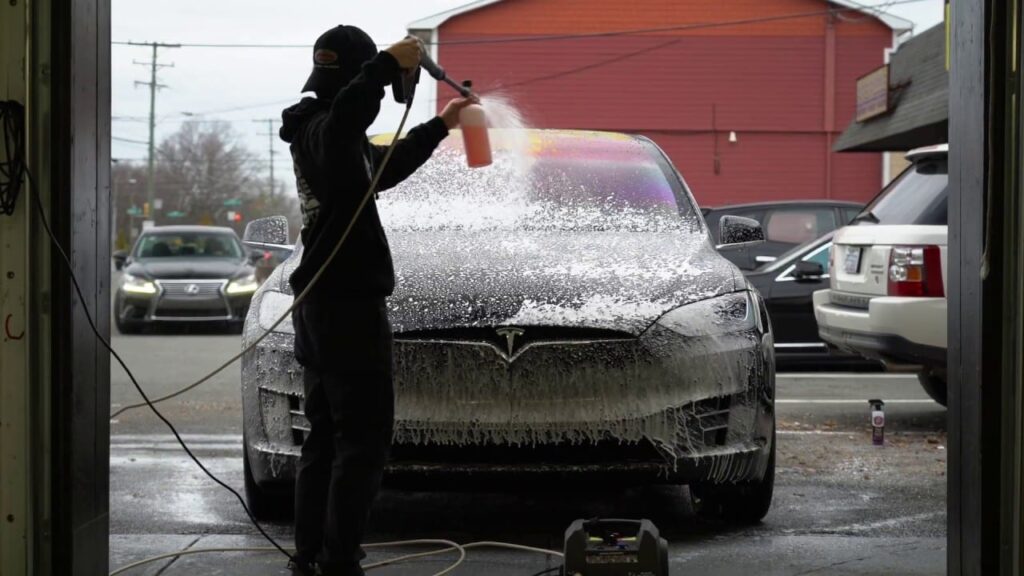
left=813, top=145, right=948, bottom=405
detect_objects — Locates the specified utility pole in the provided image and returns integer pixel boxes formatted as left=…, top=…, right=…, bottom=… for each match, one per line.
left=253, top=118, right=278, bottom=196
left=130, top=41, right=180, bottom=222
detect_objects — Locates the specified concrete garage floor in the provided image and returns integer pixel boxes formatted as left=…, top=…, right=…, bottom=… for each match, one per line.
left=109, top=330, right=946, bottom=575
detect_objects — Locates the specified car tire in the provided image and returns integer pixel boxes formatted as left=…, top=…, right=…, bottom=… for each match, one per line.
left=691, top=430, right=775, bottom=524
left=243, top=438, right=293, bottom=521
left=114, top=314, right=140, bottom=335
left=917, top=370, right=948, bottom=407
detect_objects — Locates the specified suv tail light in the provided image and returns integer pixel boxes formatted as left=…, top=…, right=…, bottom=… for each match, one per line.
left=888, top=245, right=944, bottom=297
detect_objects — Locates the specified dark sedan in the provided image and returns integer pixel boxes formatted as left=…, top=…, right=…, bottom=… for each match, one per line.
left=704, top=200, right=863, bottom=270
left=745, top=232, right=882, bottom=371
left=114, top=226, right=258, bottom=333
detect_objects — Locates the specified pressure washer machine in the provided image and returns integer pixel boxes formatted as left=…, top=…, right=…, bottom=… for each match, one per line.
left=563, top=518, right=670, bottom=576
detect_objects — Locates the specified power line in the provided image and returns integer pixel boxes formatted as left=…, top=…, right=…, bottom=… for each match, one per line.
left=169, top=98, right=297, bottom=118
left=112, top=136, right=151, bottom=145
left=500, top=36, right=682, bottom=91
left=110, top=0, right=925, bottom=50
left=427, top=0, right=923, bottom=46
left=115, top=41, right=311, bottom=48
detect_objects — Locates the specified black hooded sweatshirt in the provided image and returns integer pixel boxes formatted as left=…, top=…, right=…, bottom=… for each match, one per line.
left=280, top=51, right=449, bottom=299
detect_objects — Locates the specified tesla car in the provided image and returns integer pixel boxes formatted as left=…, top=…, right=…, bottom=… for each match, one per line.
left=113, top=225, right=258, bottom=333
left=241, top=130, right=776, bottom=522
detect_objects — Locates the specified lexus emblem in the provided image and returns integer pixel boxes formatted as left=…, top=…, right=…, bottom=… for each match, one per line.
left=185, top=283, right=200, bottom=295
left=495, top=327, right=525, bottom=357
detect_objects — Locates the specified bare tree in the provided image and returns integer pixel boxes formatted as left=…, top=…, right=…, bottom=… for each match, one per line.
left=112, top=123, right=300, bottom=241
left=154, top=121, right=256, bottom=227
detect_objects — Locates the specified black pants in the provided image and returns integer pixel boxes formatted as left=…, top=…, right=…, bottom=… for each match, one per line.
left=292, top=296, right=394, bottom=575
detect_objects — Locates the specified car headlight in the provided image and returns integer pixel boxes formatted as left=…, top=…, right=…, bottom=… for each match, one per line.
left=257, top=291, right=295, bottom=334
left=121, top=273, right=157, bottom=295
left=655, top=292, right=756, bottom=338
left=227, top=273, right=259, bottom=295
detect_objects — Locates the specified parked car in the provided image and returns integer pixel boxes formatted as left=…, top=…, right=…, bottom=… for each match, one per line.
left=241, top=130, right=776, bottom=522
left=704, top=200, right=863, bottom=270
left=113, top=225, right=259, bottom=333
left=814, top=144, right=948, bottom=405
left=746, top=232, right=882, bottom=371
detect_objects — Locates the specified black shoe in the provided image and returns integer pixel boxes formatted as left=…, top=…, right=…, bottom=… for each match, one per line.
left=288, top=559, right=318, bottom=576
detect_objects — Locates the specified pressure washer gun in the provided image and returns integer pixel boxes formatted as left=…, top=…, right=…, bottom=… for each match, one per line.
left=391, top=37, right=491, bottom=168
left=392, top=37, right=473, bottom=105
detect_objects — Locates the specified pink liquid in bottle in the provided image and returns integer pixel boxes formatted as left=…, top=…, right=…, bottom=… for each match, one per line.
left=459, top=103, right=492, bottom=168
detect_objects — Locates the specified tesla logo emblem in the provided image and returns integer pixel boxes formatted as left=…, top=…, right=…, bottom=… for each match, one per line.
left=185, top=284, right=200, bottom=295
left=495, top=327, right=525, bottom=357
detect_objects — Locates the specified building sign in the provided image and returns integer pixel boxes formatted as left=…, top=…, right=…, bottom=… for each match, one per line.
left=856, top=65, right=890, bottom=122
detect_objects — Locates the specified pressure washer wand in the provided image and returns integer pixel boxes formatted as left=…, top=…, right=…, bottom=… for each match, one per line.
left=416, top=40, right=474, bottom=98
left=441, top=76, right=473, bottom=98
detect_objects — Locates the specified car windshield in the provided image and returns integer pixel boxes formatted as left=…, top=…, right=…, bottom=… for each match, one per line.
left=857, top=155, right=948, bottom=225
left=378, top=133, right=698, bottom=233
left=759, top=232, right=834, bottom=273
left=134, top=231, right=243, bottom=259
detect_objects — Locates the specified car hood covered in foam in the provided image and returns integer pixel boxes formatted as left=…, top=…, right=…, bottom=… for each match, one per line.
left=267, top=229, right=741, bottom=336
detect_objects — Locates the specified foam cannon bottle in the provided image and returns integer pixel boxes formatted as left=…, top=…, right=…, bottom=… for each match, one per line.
left=411, top=40, right=493, bottom=169
left=458, top=81, right=492, bottom=168
left=869, top=399, right=885, bottom=446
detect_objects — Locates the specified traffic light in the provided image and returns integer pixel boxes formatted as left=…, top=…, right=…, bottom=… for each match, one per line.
left=233, top=212, right=242, bottom=222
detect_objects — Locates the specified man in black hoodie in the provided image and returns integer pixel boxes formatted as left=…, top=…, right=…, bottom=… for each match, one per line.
left=279, top=26, right=474, bottom=576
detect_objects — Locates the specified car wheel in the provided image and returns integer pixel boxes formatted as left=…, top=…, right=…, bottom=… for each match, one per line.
left=917, top=370, right=948, bottom=407
left=242, top=438, right=293, bottom=521
left=691, top=430, right=775, bottom=524
left=114, top=314, right=140, bottom=335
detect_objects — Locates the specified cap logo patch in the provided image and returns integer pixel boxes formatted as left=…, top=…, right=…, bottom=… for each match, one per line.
left=314, top=49, right=339, bottom=65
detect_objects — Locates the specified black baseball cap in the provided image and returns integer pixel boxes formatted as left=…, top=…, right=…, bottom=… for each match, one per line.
left=302, top=25, right=379, bottom=96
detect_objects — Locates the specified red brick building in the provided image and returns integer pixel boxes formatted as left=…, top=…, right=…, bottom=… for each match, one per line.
left=409, top=0, right=910, bottom=206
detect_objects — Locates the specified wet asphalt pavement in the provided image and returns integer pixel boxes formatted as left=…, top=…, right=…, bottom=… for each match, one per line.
left=109, top=329, right=947, bottom=575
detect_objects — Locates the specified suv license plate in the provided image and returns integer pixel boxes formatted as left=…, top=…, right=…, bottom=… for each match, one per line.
left=843, top=248, right=862, bottom=274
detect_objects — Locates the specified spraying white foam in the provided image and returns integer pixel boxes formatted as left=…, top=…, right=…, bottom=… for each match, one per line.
left=478, top=91, right=532, bottom=164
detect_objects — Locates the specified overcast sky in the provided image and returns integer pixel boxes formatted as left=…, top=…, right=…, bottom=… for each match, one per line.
left=112, top=0, right=946, bottom=193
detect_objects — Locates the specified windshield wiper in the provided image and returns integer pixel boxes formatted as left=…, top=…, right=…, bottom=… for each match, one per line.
left=851, top=210, right=879, bottom=224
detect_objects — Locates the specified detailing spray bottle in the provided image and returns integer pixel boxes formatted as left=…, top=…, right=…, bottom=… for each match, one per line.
left=869, top=399, right=885, bottom=446
left=459, top=81, right=492, bottom=168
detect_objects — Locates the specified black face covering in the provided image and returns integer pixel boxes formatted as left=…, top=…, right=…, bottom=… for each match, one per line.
left=301, top=25, right=379, bottom=99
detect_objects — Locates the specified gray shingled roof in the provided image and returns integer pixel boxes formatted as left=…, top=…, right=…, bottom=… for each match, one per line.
left=834, top=24, right=948, bottom=152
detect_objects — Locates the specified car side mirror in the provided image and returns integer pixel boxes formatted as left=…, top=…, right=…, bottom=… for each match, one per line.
left=243, top=216, right=290, bottom=250
left=793, top=260, right=826, bottom=282
left=112, top=250, right=129, bottom=271
left=717, top=215, right=765, bottom=247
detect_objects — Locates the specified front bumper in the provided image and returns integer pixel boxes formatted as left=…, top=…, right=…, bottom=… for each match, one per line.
left=117, top=279, right=252, bottom=324
left=241, top=324, right=774, bottom=489
left=813, top=290, right=946, bottom=368
left=247, top=433, right=769, bottom=488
